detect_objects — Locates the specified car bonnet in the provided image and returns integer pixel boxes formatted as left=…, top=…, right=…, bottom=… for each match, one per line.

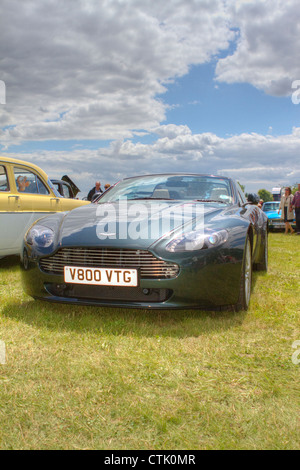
left=56, top=201, right=225, bottom=250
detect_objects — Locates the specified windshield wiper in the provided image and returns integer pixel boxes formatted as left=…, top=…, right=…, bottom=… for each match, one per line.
left=129, top=197, right=175, bottom=201
left=194, top=199, right=228, bottom=204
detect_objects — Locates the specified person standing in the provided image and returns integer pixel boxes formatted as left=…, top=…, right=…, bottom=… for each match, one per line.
left=87, top=181, right=103, bottom=201
left=258, top=199, right=264, bottom=209
left=278, top=187, right=295, bottom=234
left=292, top=183, right=300, bottom=235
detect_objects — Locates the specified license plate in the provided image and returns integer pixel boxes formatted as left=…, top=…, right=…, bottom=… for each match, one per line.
left=64, top=266, right=138, bottom=287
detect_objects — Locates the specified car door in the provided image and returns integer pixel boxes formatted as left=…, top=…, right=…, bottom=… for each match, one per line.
left=0, top=163, right=14, bottom=209
left=13, top=165, right=62, bottom=214
left=0, top=162, right=24, bottom=256
left=4, top=165, right=61, bottom=256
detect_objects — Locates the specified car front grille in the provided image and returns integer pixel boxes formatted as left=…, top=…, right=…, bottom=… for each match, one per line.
left=270, top=219, right=283, bottom=224
left=39, top=248, right=179, bottom=280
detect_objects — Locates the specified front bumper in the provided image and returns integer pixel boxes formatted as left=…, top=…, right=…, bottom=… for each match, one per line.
left=21, top=246, right=243, bottom=309
left=268, top=219, right=296, bottom=230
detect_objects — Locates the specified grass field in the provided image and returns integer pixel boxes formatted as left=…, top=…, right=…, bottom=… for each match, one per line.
left=0, top=233, right=299, bottom=450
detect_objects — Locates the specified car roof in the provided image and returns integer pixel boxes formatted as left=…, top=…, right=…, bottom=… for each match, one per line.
left=51, top=179, right=70, bottom=185
left=0, top=156, right=49, bottom=182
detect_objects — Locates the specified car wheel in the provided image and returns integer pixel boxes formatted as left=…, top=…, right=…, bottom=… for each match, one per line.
left=234, top=235, right=252, bottom=312
left=23, top=249, right=29, bottom=270
left=254, top=233, right=268, bottom=272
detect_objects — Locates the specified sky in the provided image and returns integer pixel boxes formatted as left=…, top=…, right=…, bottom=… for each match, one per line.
left=1, top=0, right=300, bottom=197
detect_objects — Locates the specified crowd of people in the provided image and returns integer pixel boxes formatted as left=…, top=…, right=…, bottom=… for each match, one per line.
left=87, top=181, right=111, bottom=201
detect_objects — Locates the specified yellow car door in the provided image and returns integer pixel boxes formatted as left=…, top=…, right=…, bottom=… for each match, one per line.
left=0, top=163, right=19, bottom=211
left=0, top=162, right=22, bottom=256
left=13, top=165, right=62, bottom=214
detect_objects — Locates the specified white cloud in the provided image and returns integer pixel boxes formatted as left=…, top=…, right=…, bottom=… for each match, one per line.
left=216, top=0, right=300, bottom=96
left=5, top=126, right=300, bottom=195
left=0, top=0, right=233, bottom=144
left=1, top=0, right=300, bottom=195
left=152, top=124, right=192, bottom=139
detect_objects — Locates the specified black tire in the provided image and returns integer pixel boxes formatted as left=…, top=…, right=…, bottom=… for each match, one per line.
left=234, top=235, right=252, bottom=312
left=254, top=233, right=268, bottom=272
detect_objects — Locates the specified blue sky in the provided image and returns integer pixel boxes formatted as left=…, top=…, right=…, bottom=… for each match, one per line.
left=147, top=63, right=300, bottom=138
left=1, top=0, right=300, bottom=196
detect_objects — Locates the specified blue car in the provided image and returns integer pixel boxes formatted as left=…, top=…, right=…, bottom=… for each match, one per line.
left=262, top=201, right=295, bottom=230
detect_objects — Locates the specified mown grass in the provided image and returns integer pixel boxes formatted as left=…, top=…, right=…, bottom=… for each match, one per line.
left=0, top=233, right=299, bottom=449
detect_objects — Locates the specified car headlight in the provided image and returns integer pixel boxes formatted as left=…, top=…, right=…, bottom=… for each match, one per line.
left=26, top=225, right=55, bottom=248
left=165, top=229, right=228, bottom=252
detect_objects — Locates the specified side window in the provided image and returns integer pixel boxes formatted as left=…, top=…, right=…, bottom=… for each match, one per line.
left=52, top=182, right=62, bottom=195
left=62, top=183, right=72, bottom=198
left=0, top=165, right=9, bottom=192
left=36, top=176, right=50, bottom=195
left=14, top=167, right=49, bottom=195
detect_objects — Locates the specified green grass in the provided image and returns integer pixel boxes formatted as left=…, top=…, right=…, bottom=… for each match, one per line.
left=0, top=233, right=299, bottom=449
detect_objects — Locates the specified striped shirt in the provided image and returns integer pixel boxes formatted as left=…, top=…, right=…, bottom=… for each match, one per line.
left=292, top=191, right=300, bottom=208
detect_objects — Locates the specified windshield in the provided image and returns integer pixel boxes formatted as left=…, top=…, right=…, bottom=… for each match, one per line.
left=97, top=175, right=233, bottom=204
left=263, top=202, right=280, bottom=211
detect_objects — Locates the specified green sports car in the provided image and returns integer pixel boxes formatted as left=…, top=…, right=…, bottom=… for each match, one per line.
left=21, top=174, right=268, bottom=311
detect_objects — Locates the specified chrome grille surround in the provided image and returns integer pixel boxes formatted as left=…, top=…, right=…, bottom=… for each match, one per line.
left=39, top=248, right=179, bottom=279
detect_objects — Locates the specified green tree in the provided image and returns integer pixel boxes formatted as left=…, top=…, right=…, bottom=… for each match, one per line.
left=258, top=189, right=273, bottom=202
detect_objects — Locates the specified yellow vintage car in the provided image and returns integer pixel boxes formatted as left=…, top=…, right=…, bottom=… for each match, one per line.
left=0, top=156, right=89, bottom=258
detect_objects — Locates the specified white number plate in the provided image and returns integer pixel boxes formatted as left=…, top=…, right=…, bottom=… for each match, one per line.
left=64, top=266, right=138, bottom=287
